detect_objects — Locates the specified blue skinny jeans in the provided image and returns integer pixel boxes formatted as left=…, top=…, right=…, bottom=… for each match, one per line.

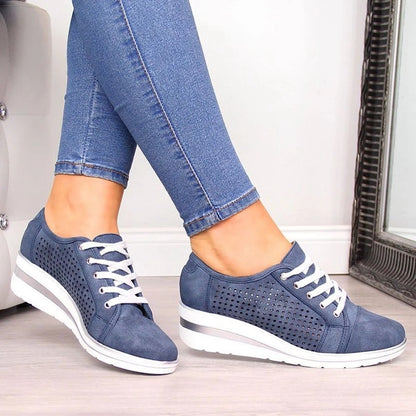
left=57, top=0, right=259, bottom=236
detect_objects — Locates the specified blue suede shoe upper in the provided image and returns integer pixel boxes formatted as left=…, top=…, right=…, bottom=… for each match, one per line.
left=21, top=210, right=177, bottom=362
left=180, top=242, right=405, bottom=354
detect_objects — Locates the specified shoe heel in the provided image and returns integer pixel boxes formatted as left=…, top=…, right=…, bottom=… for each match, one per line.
left=179, top=322, right=233, bottom=353
left=179, top=302, right=277, bottom=360
left=180, top=322, right=272, bottom=359
left=11, top=257, right=76, bottom=332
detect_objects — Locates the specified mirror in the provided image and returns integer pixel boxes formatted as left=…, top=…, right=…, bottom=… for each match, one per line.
left=350, top=0, right=416, bottom=307
left=383, top=0, right=416, bottom=243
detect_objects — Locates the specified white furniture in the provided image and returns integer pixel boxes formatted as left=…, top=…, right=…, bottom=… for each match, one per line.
left=0, top=0, right=51, bottom=309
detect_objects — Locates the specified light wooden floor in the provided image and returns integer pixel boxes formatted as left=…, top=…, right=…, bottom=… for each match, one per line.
left=1, top=275, right=415, bottom=416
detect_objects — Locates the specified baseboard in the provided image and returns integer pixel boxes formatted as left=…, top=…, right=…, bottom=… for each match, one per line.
left=120, top=225, right=352, bottom=277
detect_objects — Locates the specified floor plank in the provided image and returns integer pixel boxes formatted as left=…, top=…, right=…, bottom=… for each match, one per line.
left=0, top=275, right=415, bottom=416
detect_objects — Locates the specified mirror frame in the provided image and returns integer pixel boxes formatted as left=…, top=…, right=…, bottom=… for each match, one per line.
left=350, top=0, right=416, bottom=307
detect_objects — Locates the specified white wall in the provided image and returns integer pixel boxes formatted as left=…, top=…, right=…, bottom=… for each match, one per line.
left=25, top=0, right=367, bottom=273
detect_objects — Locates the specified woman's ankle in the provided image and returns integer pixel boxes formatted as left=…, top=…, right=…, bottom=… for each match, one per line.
left=45, top=175, right=123, bottom=239
left=190, top=201, right=292, bottom=277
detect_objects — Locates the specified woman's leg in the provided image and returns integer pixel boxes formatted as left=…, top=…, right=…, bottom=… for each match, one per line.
left=12, top=9, right=178, bottom=374
left=70, top=0, right=258, bottom=235
left=45, top=12, right=136, bottom=240
left=68, top=0, right=291, bottom=275
left=67, top=1, right=405, bottom=369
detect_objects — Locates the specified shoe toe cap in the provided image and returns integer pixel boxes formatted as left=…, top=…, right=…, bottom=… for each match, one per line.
left=345, top=307, right=405, bottom=353
left=103, top=306, right=178, bottom=363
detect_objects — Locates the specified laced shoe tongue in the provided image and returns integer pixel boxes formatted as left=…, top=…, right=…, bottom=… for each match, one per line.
left=90, top=234, right=152, bottom=318
left=92, top=234, right=133, bottom=286
left=93, top=233, right=125, bottom=263
left=280, top=242, right=338, bottom=302
left=280, top=242, right=320, bottom=288
left=280, top=242, right=307, bottom=270
left=93, top=234, right=123, bottom=244
left=93, top=234, right=122, bottom=243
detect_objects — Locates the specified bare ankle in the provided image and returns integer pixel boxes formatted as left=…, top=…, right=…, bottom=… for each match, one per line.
left=190, top=201, right=292, bottom=277
left=45, top=175, right=123, bottom=239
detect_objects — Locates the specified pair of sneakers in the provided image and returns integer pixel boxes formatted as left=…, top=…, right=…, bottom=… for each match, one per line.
left=11, top=209, right=406, bottom=374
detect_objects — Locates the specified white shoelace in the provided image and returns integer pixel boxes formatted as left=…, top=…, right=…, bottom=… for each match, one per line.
left=79, top=240, right=147, bottom=309
left=280, top=255, right=347, bottom=317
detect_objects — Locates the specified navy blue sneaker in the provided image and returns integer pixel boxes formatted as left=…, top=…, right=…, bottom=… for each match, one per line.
left=179, top=242, right=406, bottom=368
left=11, top=209, right=178, bottom=374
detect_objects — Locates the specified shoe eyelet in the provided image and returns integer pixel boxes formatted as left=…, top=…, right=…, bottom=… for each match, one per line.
left=99, top=287, right=105, bottom=294
left=93, top=272, right=98, bottom=279
left=333, top=311, right=340, bottom=318
left=319, top=303, right=325, bottom=309
left=306, top=292, right=312, bottom=299
left=293, top=282, right=300, bottom=289
left=104, top=302, right=111, bottom=309
left=86, top=257, right=92, bottom=264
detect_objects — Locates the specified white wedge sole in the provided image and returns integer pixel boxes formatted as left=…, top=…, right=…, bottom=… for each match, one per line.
left=179, top=302, right=406, bottom=369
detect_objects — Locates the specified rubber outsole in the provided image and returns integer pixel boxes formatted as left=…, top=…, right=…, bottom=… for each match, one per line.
left=179, top=302, right=406, bottom=369
left=11, top=253, right=178, bottom=374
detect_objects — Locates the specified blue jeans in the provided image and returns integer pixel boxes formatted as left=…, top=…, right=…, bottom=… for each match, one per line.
left=57, top=0, right=259, bottom=236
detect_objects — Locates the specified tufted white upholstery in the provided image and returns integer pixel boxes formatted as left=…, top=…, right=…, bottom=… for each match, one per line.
left=0, top=1, right=51, bottom=309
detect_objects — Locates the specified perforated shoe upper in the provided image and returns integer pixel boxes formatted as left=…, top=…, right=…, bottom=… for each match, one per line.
left=20, top=209, right=178, bottom=362
left=180, top=242, right=405, bottom=354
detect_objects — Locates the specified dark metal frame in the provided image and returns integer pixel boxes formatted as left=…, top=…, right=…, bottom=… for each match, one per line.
left=350, top=0, right=416, bottom=307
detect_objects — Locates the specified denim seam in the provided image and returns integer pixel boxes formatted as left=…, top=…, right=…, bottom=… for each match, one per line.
left=116, top=0, right=217, bottom=216
left=184, top=186, right=258, bottom=227
left=82, top=77, right=100, bottom=164
left=55, top=161, right=130, bottom=180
